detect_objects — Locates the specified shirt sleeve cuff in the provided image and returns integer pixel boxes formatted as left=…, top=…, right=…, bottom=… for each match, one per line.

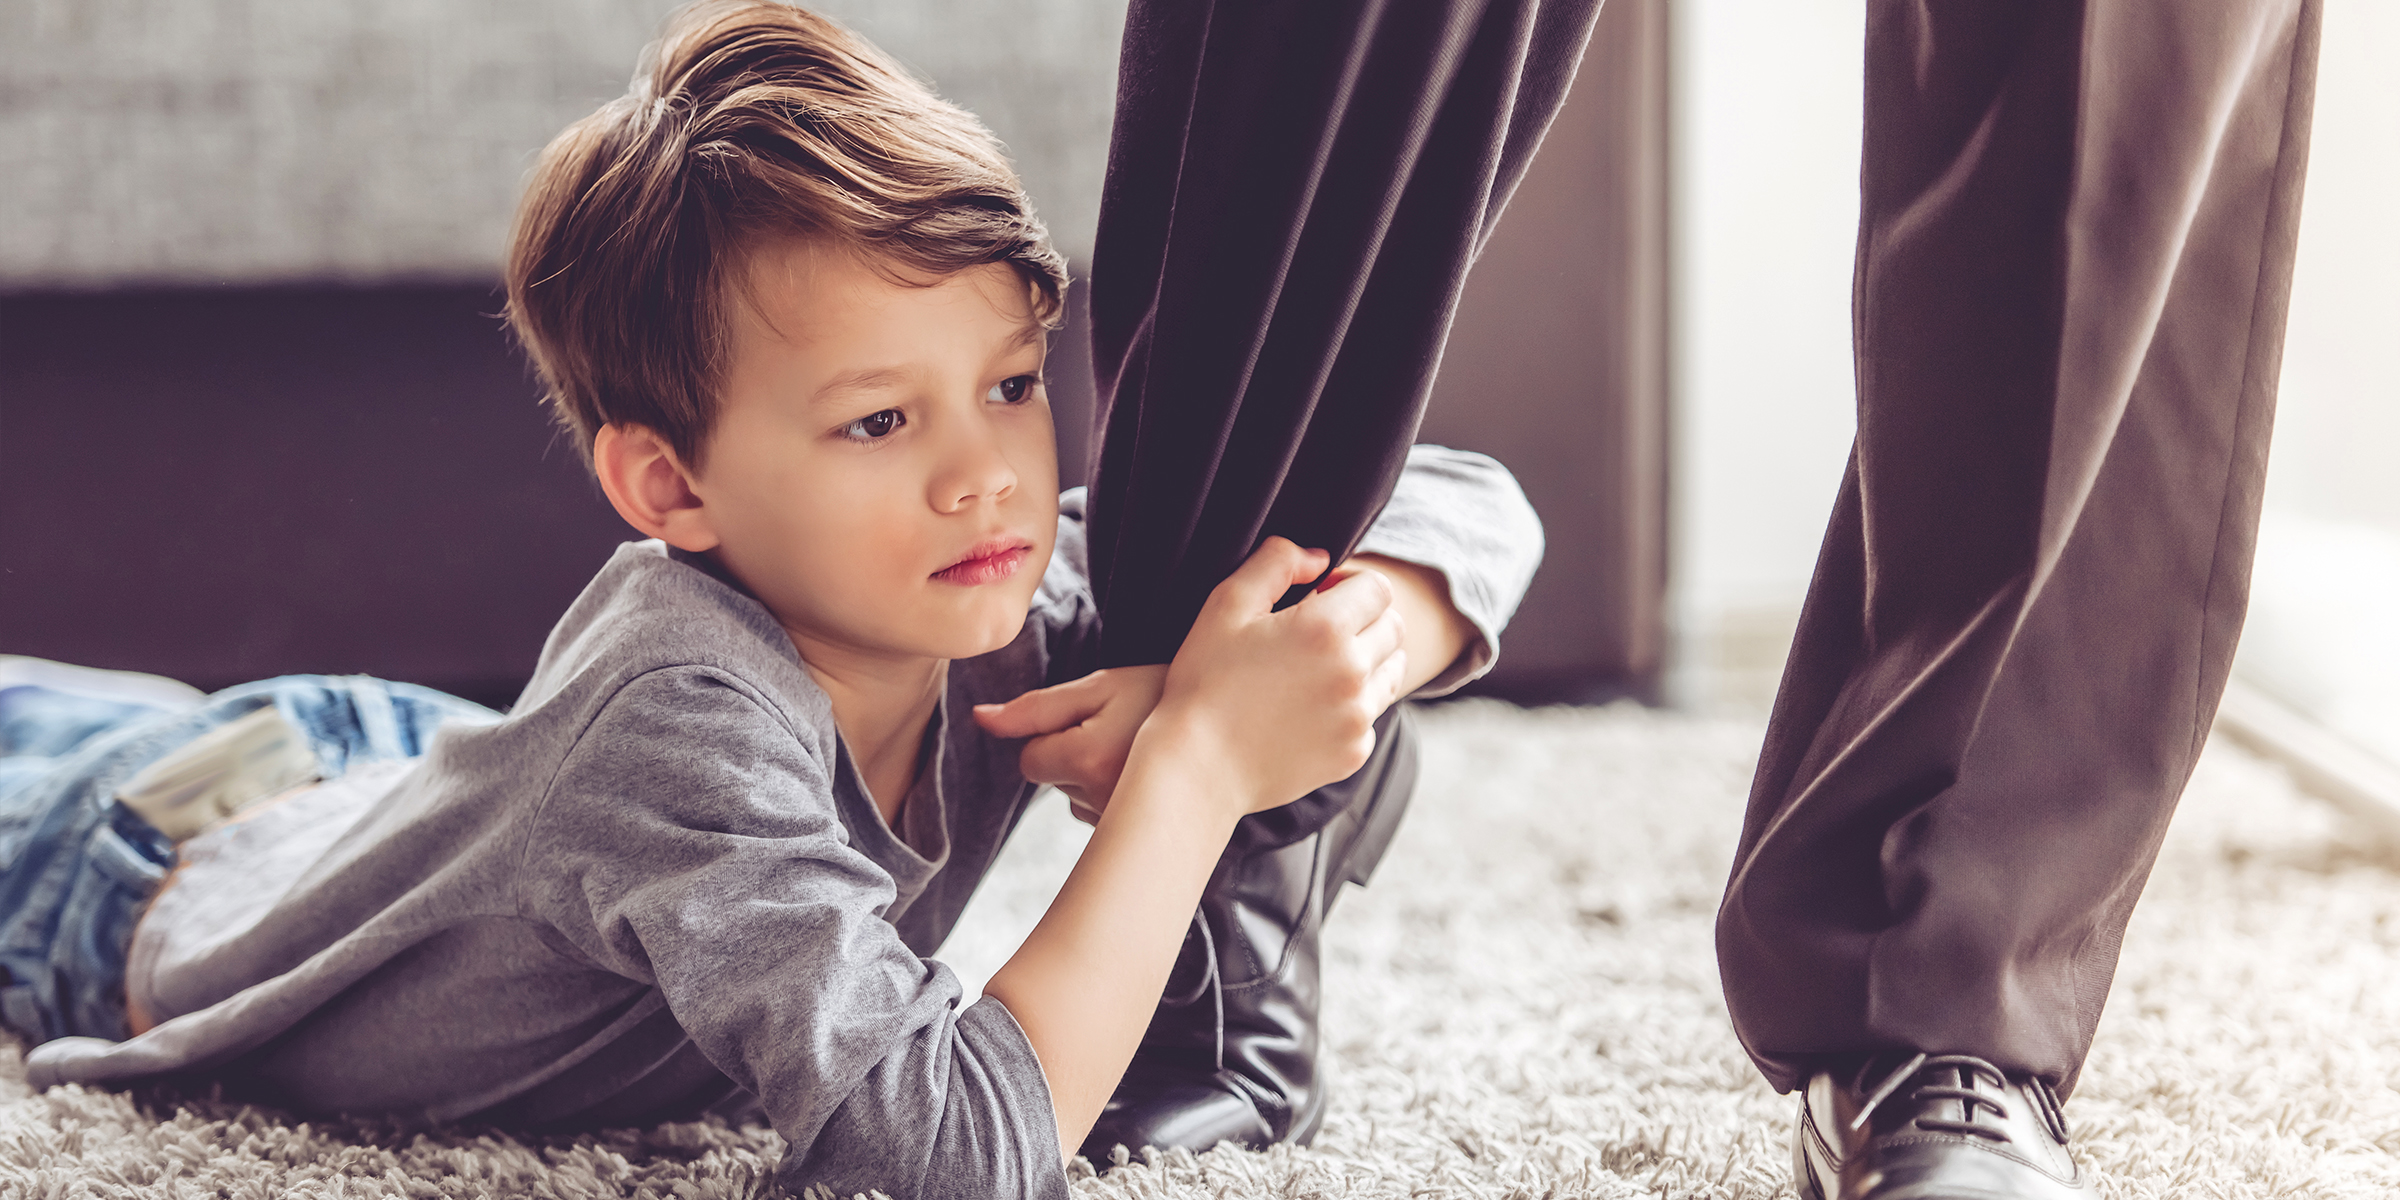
left=947, top=996, right=1070, bottom=1197
left=1353, top=445, right=1545, bottom=698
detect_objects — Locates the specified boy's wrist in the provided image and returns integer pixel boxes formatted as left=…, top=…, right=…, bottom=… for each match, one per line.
left=1120, top=700, right=1272, bottom=822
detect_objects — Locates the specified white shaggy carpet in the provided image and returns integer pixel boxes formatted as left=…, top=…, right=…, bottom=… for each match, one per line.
left=8, top=700, right=2400, bottom=1198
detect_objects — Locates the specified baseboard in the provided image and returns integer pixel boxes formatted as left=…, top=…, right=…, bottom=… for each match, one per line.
left=2212, top=676, right=2400, bottom=841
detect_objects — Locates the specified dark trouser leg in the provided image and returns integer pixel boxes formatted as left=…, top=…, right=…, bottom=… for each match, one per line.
left=1081, top=704, right=1419, bottom=1160
left=1085, top=0, right=1602, bottom=665
left=1080, top=0, right=1596, bottom=1160
left=1719, top=0, right=2320, bottom=1098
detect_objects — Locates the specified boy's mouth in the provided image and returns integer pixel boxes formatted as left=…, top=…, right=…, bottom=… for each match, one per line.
left=933, top=536, right=1034, bottom=586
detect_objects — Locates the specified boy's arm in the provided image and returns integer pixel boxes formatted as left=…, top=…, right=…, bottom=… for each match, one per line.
left=1346, top=443, right=1545, bottom=696
left=1350, top=552, right=1480, bottom=696
left=982, top=538, right=1406, bottom=1154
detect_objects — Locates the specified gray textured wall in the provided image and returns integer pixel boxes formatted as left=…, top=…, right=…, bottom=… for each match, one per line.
left=0, top=0, right=1123, bottom=289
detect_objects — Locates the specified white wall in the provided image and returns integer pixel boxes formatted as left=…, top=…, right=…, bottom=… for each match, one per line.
left=2261, top=0, right=2400, bottom=538
left=1669, top=0, right=1864, bottom=705
left=1670, top=0, right=2400, bottom=712
left=2236, top=0, right=2400, bottom=765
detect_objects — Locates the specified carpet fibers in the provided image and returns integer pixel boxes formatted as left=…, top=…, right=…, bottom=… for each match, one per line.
left=7, top=701, right=2400, bottom=1198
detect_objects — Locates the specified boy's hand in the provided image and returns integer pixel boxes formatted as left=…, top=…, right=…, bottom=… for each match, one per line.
left=1154, top=537, right=1407, bottom=815
left=973, top=665, right=1169, bottom=824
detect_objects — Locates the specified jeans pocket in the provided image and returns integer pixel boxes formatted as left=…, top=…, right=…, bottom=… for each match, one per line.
left=50, top=828, right=160, bottom=1042
left=85, top=822, right=169, bottom=892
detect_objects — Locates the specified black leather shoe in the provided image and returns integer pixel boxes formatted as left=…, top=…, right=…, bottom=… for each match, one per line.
left=1794, top=1052, right=2094, bottom=1200
left=1079, top=706, right=1419, bottom=1164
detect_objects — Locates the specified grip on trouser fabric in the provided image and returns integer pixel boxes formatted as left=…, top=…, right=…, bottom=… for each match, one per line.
left=1086, top=0, right=1603, bottom=669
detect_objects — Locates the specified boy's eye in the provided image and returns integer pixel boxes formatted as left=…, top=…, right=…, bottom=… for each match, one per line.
left=840, top=409, right=905, bottom=440
left=987, top=375, right=1039, bottom=405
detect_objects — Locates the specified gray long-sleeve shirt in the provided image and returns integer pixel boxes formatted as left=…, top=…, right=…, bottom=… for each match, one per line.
left=27, top=446, right=1543, bottom=1198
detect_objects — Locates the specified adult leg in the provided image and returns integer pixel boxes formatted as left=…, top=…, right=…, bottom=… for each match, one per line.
left=1082, top=0, right=1600, bottom=1155
left=1086, top=0, right=1600, bottom=663
left=1712, top=2, right=2321, bottom=1197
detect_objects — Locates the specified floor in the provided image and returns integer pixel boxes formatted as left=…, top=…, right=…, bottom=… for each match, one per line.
left=7, top=701, right=2400, bottom=1198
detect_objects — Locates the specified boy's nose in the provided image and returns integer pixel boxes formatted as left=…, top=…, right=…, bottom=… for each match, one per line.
left=930, top=417, right=1018, bottom=512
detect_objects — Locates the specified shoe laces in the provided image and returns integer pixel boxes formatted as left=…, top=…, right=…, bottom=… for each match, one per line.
left=1847, top=1052, right=2027, bottom=1142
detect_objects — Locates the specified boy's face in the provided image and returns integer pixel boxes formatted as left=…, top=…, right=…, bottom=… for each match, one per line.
left=692, top=241, right=1059, bottom=666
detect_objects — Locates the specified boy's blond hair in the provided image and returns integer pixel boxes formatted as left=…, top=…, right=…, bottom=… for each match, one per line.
left=505, top=0, right=1068, bottom=468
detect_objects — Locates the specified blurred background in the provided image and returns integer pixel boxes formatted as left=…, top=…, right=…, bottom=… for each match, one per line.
left=0, top=0, right=1142, bottom=710
left=3, top=0, right=2394, bottom=778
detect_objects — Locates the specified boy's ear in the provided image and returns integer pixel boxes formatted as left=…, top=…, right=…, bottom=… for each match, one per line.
left=592, top=423, right=720, bottom=553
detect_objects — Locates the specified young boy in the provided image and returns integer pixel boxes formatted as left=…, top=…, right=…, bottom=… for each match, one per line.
left=3, top=2, right=1541, bottom=1194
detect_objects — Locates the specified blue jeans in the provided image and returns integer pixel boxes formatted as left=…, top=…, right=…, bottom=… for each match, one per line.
left=0, top=674, right=495, bottom=1045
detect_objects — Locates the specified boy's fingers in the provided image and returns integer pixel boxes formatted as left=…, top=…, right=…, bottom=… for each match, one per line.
left=1366, top=636, right=1411, bottom=708
left=971, top=676, right=1106, bottom=739
left=1017, top=726, right=1093, bottom=788
left=1359, top=605, right=1406, bottom=665
left=1306, top=565, right=1396, bottom=634
left=1210, top=537, right=1331, bottom=618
